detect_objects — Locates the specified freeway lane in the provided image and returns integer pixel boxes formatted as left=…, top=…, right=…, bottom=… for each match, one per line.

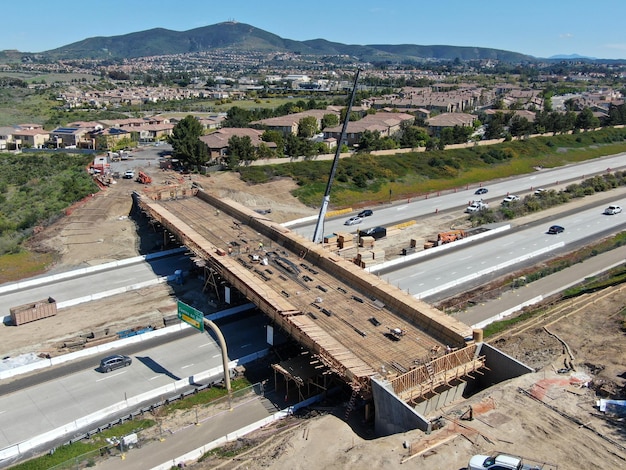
left=0, top=251, right=192, bottom=316
left=291, top=152, right=626, bottom=240
left=0, top=312, right=269, bottom=451
left=382, top=194, right=626, bottom=300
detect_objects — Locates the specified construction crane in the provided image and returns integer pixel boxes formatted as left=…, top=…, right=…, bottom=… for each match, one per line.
left=312, top=69, right=361, bottom=244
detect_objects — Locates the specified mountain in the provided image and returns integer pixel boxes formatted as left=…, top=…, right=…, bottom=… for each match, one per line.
left=40, top=21, right=534, bottom=63
left=548, top=53, right=598, bottom=60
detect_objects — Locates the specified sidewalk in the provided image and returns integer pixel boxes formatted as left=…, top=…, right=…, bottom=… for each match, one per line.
left=452, top=243, right=626, bottom=328
left=94, top=394, right=278, bottom=470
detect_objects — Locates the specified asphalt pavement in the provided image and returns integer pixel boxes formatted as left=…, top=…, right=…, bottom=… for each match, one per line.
left=453, top=243, right=626, bottom=328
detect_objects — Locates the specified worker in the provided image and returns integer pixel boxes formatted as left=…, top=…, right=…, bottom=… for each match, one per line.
left=258, top=242, right=264, bottom=250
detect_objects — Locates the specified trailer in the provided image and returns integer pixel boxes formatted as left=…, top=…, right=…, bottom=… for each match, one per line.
left=10, top=297, right=57, bottom=326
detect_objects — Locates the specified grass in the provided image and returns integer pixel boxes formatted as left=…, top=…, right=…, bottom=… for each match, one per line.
left=8, top=420, right=154, bottom=470
left=0, top=251, right=56, bottom=284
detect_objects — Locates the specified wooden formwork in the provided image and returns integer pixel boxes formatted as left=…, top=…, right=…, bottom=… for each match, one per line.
left=136, top=191, right=485, bottom=399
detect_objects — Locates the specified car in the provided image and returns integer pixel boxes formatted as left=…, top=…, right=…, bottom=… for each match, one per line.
left=474, top=187, right=488, bottom=195
left=344, top=216, right=363, bottom=226
left=534, top=188, right=546, bottom=196
left=358, top=209, right=373, bottom=218
left=604, top=205, right=622, bottom=215
left=465, top=200, right=488, bottom=213
left=123, top=170, right=135, bottom=179
left=468, top=453, right=524, bottom=470
left=99, top=354, right=132, bottom=373
left=548, top=225, right=564, bottom=234
left=501, top=195, right=520, bottom=204
left=358, top=226, right=387, bottom=240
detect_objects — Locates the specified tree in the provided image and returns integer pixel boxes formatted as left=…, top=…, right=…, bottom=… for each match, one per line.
left=321, top=113, right=339, bottom=129
left=168, top=115, right=208, bottom=170
left=399, top=126, right=429, bottom=148
left=223, top=106, right=253, bottom=128
left=227, top=135, right=256, bottom=167
left=261, top=130, right=284, bottom=155
left=508, top=116, right=533, bottom=137
left=575, top=107, right=600, bottom=130
left=297, top=116, right=318, bottom=138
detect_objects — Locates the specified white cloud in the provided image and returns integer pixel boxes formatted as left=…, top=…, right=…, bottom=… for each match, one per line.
left=559, top=33, right=574, bottom=39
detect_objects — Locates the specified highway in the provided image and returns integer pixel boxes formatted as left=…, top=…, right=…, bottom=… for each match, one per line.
left=0, top=250, right=191, bottom=317
left=291, top=152, right=626, bottom=240
left=381, top=193, right=626, bottom=300
left=0, top=312, right=270, bottom=454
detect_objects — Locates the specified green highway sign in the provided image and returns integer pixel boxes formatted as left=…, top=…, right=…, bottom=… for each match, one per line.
left=177, top=300, right=204, bottom=332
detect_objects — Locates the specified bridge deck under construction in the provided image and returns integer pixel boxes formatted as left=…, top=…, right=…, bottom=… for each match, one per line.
left=136, top=188, right=482, bottom=398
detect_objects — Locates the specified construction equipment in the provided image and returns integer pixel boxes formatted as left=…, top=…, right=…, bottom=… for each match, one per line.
left=136, top=171, right=152, bottom=184
left=437, top=229, right=466, bottom=245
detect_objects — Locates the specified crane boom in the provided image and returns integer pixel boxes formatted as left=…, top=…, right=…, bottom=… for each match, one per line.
left=312, top=69, right=361, bottom=244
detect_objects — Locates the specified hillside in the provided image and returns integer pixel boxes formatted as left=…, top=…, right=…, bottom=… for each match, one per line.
left=38, top=21, right=534, bottom=62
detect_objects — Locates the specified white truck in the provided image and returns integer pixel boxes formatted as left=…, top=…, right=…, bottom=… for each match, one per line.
left=465, top=199, right=489, bottom=213
left=468, top=453, right=558, bottom=470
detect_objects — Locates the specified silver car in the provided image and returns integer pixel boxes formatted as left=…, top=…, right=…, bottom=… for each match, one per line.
left=99, top=354, right=132, bottom=373
left=344, top=216, right=363, bottom=226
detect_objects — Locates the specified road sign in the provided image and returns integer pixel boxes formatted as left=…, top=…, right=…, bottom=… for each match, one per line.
left=177, top=300, right=204, bottom=332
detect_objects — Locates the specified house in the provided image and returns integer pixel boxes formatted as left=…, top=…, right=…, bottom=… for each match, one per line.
left=0, top=126, right=16, bottom=150
left=48, top=127, right=91, bottom=148
left=250, top=109, right=339, bottom=136
left=90, top=127, right=131, bottom=148
left=199, top=128, right=276, bottom=161
left=426, top=113, right=476, bottom=136
left=323, top=112, right=414, bottom=147
left=12, top=127, right=50, bottom=149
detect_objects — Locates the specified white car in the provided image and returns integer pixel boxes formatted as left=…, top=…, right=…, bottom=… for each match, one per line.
left=344, top=216, right=363, bottom=226
left=604, top=205, right=622, bottom=215
left=501, top=195, right=520, bottom=204
left=123, top=170, right=135, bottom=179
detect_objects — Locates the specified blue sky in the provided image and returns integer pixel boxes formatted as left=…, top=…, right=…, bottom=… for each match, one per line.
left=3, top=0, right=625, bottom=60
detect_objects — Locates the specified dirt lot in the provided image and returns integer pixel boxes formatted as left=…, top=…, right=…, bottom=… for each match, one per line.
left=4, top=167, right=626, bottom=469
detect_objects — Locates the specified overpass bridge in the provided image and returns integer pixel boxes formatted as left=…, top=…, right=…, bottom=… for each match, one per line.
left=134, top=186, right=492, bottom=432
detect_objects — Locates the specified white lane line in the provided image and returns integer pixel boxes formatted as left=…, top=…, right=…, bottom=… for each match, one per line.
left=181, top=364, right=194, bottom=369
left=95, top=371, right=126, bottom=382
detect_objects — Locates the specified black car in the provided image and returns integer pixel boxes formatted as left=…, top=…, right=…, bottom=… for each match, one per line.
left=358, top=209, right=373, bottom=217
left=474, top=187, right=488, bottom=195
left=99, top=354, right=132, bottom=372
left=548, top=225, right=564, bottom=234
left=358, top=226, right=387, bottom=240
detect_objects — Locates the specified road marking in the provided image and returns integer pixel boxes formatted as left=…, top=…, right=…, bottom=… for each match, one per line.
left=198, top=343, right=212, bottom=348
left=181, top=364, right=194, bottom=369
left=409, top=271, right=424, bottom=277
left=96, top=371, right=126, bottom=382
left=0, top=410, right=5, bottom=415
left=240, top=343, right=251, bottom=348
left=149, top=376, right=160, bottom=381
left=212, top=354, right=221, bottom=358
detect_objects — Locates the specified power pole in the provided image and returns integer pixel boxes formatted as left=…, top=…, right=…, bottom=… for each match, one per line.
left=312, top=69, right=361, bottom=244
